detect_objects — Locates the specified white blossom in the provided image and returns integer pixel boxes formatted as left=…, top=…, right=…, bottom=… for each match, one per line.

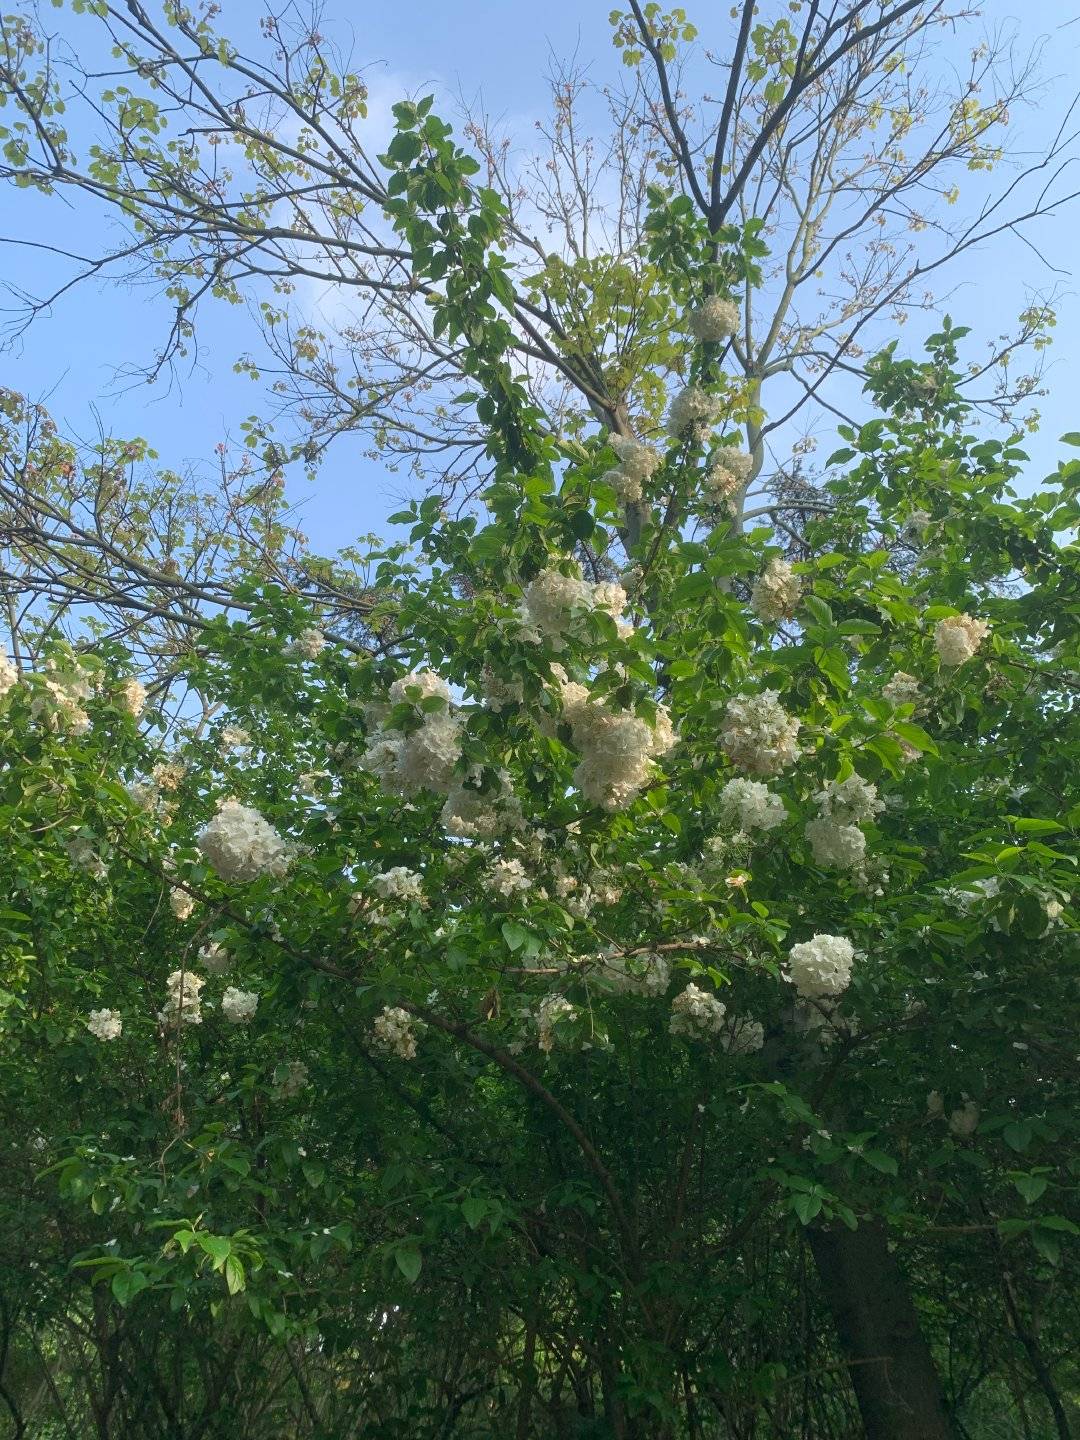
left=372, top=1005, right=422, bottom=1060
left=720, top=1014, right=765, bottom=1054
left=0, top=655, right=18, bottom=697
left=274, top=1059, right=310, bottom=1097
left=750, top=558, right=802, bottom=624
left=598, top=951, right=671, bottom=996
left=705, top=447, right=753, bottom=502
left=87, top=1009, right=122, bottom=1042
left=935, top=614, right=990, bottom=667
left=718, top=777, right=787, bottom=834
left=804, top=817, right=867, bottom=870
left=949, top=1099, right=980, bottom=1137
left=289, top=627, right=326, bottom=660
left=222, top=986, right=259, bottom=1025
left=882, top=671, right=923, bottom=709
left=198, top=942, right=231, bottom=975
left=220, top=725, right=251, bottom=750
left=159, top=969, right=205, bottom=1027
left=490, top=857, right=532, bottom=897
left=117, top=678, right=146, bottom=717
left=152, top=761, right=185, bottom=792
left=687, top=295, right=740, bottom=342
left=441, top=773, right=522, bottom=838
left=537, top=994, right=576, bottom=1053
left=197, top=799, right=292, bottom=883
left=668, top=384, right=721, bottom=441
left=670, top=983, right=727, bottom=1038
left=371, top=866, right=425, bottom=903
left=170, top=886, right=196, bottom=921
left=787, top=934, right=855, bottom=1000
left=605, top=434, right=662, bottom=503
left=814, top=774, right=884, bottom=827
left=720, top=691, right=801, bottom=777
left=389, top=669, right=451, bottom=706
left=556, top=674, right=677, bottom=810
left=362, top=671, right=462, bottom=797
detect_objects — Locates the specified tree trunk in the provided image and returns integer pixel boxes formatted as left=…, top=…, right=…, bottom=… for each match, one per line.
left=807, top=1221, right=955, bottom=1440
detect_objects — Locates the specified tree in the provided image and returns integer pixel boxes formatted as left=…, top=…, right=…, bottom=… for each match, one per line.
left=0, top=0, right=1073, bottom=503
left=0, top=8, right=1079, bottom=1438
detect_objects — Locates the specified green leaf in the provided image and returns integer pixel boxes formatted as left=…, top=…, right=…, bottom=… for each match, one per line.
left=394, top=1245, right=422, bottom=1283
left=792, top=1192, right=822, bottom=1225
left=501, top=921, right=528, bottom=952
left=224, top=1254, right=246, bottom=1295
left=1013, top=1174, right=1048, bottom=1205
left=461, top=1196, right=487, bottom=1229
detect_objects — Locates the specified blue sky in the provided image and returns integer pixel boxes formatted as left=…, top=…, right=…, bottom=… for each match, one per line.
left=3, top=0, right=1079, bottom=554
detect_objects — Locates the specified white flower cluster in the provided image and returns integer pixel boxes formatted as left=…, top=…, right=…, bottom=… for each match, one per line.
left=479, top=667, right=524, bottom=713
left=153, top=761, right=185, bottom=792
left=289, top=627, right=326, bottom=660
left=361, top=670, right=462, bottom=797
left=170, top=886, right=195, bottom=921
left=372, top=1005, right=422, bottom=1060
left=222, top=986, right=259, bottom=1025
left=537, top=994, right=576, bottom=1053
left=718, top=777, right=787, bottom=834
left=603, top=434, right=662, bottom=505
left=670, top=982, right=727, bottom=1038
left=371, top=867, right=425, bottom=903
left=275, top=1059, right=310, bottom=1097
left=87, top=1009, right=122, bottom=1042
left=882, top=671, right=923, bottom=709
left=805, top=774, right=882, bottom=871
left=441, top=772, right=522, bottom=838
left=720, top=1015, right=765, bottom=1055
left=198, top=942, right=231, bottom=975
left=66, top=835, right=108, bottom=882
left=598, top=950, right=671, bottom=996
left=221, top=725, right=251, bottom=750
left=522, top=567, right=631, bottom=645
left=125, top=780, right=157, bottom=811
left=935, top=614, right=990, bottom=667
left=687, top=294, right=740, bottom=342
left=32, top=661, right=94, bottom=735
left=949, top=1099, right=980, bottom=1137
left=705, top=447, right=754, bottom=503
left=0, top=655, right=17, bottom=697
left=720, top=691, right=801, bottom=777
left=750, top=558, right=802, bottom=624
left=668, top=384, right=721, bottom=442
left=787, top=934, right=854, bottom=1000
left=159, top=969, right=205, bottom=1027
left=197, top=799, right=292, bottom=883
left=556, top=673, right=677, bottom=810
left=490, top=857, right=532, bottom=898
left=117, top=678, right=146, bottom=717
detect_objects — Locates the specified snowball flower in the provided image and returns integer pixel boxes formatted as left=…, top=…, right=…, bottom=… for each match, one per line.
left=814, top=774, right=884, bottom=827
left=670, top=983, right=727, bottom=1039
left=372, top=1005, right=422, bottom=1060
left=751, top=558, right=802, bottom=624
left=559, top=680, right=677, bottom=810
left=599, top=951, right=671, bottom=996
left=720, top=1015, right=765, bottom=1055
left=705, top=447, right=753, bottom=501
left=606, top=434, right=662, bottom=504
left=197, top=799, right=292, bottom=883
left=804, top=817, right=867, bottom=870
left=87, top=1009, right=122, bottom=1042
left=117, top=677, right=146, bottom=717
left=882, top=671, right=923, bottom=709
left=222, top=986, right=259, bottom=1025
left=371, top=866, right=424, bottom=903
left=522, top=568, right=592, bottom=641
left=935, top=614, right=990, bottom=667
left=362, top=671, right=462, bottom=798
left=787, top=934, right=855, bottom=1000
left=441, top=774, right=522, bottom=838
left=159, top=969, right=205, bottom=1027
left=0, top=655, right=17, bottom=697
left=949, top=1099, right=980, bottom=1137
left=718, top=777, right=787, bottom=834
left=275, top=1059, right=310, bottom=1097
left=198, top=942, right=231, bottom=975
left=170, top=886, right=196, bottom=921
left=720, top=691, right=801, bottom=777
left=389, top=669, right=451, bottom=707
left=537, top=994, right=576, bottom=1053
left=687, top=294, right=739, bottom=342
left=289, top=627, right=326, bottom=660
left=490, top=857, right=532, bottom=898
left=220, top=725, right=251, bottom=749
left=668, top=384, right=721, bottom=441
